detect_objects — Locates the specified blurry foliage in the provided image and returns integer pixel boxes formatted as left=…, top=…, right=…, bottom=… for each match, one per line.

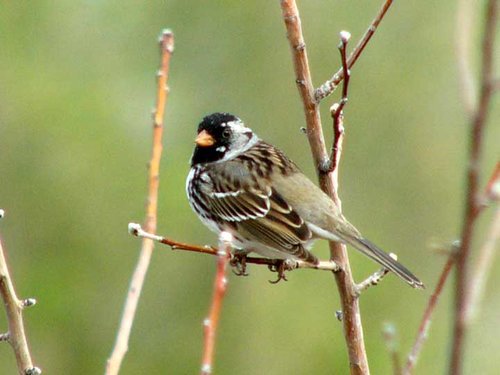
left=0, top=1, right=498, bottom=374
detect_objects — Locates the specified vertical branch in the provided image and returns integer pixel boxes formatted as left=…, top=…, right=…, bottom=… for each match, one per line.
left=464, top=206, right=500, bottom=322
left=450, top=0, right=498, bottom=373
left=403, top=252, right=456, bottom=374
left=280, top=1, right=369, bottom=374
left=106, top=29, right=174, bottom=375
left=200, top=232, right=231, bottom=375
left=0, top=211, right=41, bottom=375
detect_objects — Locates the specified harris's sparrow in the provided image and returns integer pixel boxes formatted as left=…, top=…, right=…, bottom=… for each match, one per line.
left=186, top=112, right=424, bottom=288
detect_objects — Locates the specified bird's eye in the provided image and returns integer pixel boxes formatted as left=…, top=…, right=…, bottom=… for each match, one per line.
left=222, top=129, right=231, bottom=139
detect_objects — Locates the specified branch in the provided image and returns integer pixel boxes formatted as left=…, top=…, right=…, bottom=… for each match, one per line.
left=480, top=161, right=500, bottom=209
left=200, top=232, right=231, bottom=375
left=404, top=250, right=456, bottom=374
left=128, top=223, right=340, bottom=273
left=280, top=1, right=370, bottom=373
left=106, top=29, right=174, bottom=375
left=314, top=0, right=394, bottom=102
left=464, top=206, right=500, bottom=323
left=355, top=265, right=390, bottom=295
left=325, top=31, right=350, bottom=173
left=0, top=211, right=41, bottom=375
left=451, top=0, right=498, bottom=373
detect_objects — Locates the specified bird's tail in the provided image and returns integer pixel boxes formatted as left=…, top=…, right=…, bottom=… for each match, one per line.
left=337, top=233, right=424, bottom=289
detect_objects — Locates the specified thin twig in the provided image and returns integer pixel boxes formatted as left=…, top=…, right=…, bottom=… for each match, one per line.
left=451, top=0, right=498, bottom=373
left=106, top=29, right=174, bottom=375
left=128, top=223, right=340, bottom=272
left=354, top=252, right=399, bottom=294
left=200, top=232, right=231, bottom=375
left=327, top=31, right=351, bottom=173
left=382, top=322, right=402, bottom=375
left=314, top=0, right=394, bottom=102
left=404, top=251, right=456, bottom=375
left=356, top=267, right=390, bottom=295
left=0, top=212, right=41, bottom=375
left=280, top=1, right=371, bottom=373
left=481, top=162, right=500, bottom=206
left=464, top=206, right=500, bottom=323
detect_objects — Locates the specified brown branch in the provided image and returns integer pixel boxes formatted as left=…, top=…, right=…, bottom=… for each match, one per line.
left=404, top=251, right=456, bottom=375
left=128, top=223, right=340, bottom=272
left=200, top=232, right=231, bottom=375
left=0, top=211, right=41, bottom=375
left=314, top=0, right=394, bottom=102
left=464, top=206, right=500, bottom=323
left=106, top=29, right=174, bottom=375
left=326, top=31, right=350, bottom=173
left=450, top=0, right=498, bottom=373
left=280, top=1, right=370, bottom=373
left=482, top=161, right=500, bottom=205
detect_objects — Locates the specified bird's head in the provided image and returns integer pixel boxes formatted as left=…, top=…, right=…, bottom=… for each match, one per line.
left=190, top=112, right=258, bottom=166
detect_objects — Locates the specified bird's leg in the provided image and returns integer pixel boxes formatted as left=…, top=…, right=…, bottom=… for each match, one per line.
left=230, top=253, right=249, bottom=276
left=268, top=259, right=292, bottom=284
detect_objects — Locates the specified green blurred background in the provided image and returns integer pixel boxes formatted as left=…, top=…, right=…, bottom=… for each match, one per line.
left=1, top=1, right=498, bottom=374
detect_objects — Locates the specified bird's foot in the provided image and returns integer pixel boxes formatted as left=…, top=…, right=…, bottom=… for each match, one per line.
left=268, top=259, right=297, bottom=284
left=230, top=253, right=249, bottom=276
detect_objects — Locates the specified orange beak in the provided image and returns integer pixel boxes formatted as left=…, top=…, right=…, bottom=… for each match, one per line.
left=195, top=130, right=215, bottom=147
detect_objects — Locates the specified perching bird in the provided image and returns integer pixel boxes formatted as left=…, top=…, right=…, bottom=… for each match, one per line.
left=186, top=112, right=424, bottom=288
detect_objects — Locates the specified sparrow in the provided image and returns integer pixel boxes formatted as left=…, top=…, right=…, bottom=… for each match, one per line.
left=186, top=112, right=424, bottom=288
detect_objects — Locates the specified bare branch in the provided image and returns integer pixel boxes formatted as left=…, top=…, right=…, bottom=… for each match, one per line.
left=106, top=29, right=174, bottom=375
left=481, top=162, right=500, bottom=206
left=0, top=212, right=41, bottom=375
left=464, top=207, right=500, bottom=323
left=128, top=223, right=340, bottom=273
left=404, top=251, right=456, bottom=374
left=280, top=1, right=370, bottom=373
left=315, top=0, right=394, bottom=102
left=324, top=31, right=351, bottom=173
left=451, top=0, right=498, bottom=372
left=355, top=267, right=390, bottom=295
left=200, top=232, right=231, bottom=375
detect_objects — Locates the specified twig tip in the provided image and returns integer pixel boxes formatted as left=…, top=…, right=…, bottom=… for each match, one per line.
left=23, top=298, right=37, bottom=308
left=128, top=222, right=141, bottom=236
left=382, top=321, right=397, bottom=337
left=201, top=364, right=212, bottom=374
left=339, top=30, right=351, bottom=43
left=25, top=367, right=42, bottom=375
left=161, top=28, right=173, bottom=36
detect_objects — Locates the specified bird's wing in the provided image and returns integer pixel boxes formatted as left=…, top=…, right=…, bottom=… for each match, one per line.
left=204, top=161, right=316, bottom=262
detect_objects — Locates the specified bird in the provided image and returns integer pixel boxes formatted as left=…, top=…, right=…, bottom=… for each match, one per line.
left=186, top=112, right=424, bottom=289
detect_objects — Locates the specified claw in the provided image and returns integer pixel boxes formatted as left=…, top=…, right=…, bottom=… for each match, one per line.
left=230, top=253, right=249, bottom=276
left=268, top=260, right=289, bottom=284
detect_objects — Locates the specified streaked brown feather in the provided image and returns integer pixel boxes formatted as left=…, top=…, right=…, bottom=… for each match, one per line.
left=202, top=155, right=316, bottom=263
